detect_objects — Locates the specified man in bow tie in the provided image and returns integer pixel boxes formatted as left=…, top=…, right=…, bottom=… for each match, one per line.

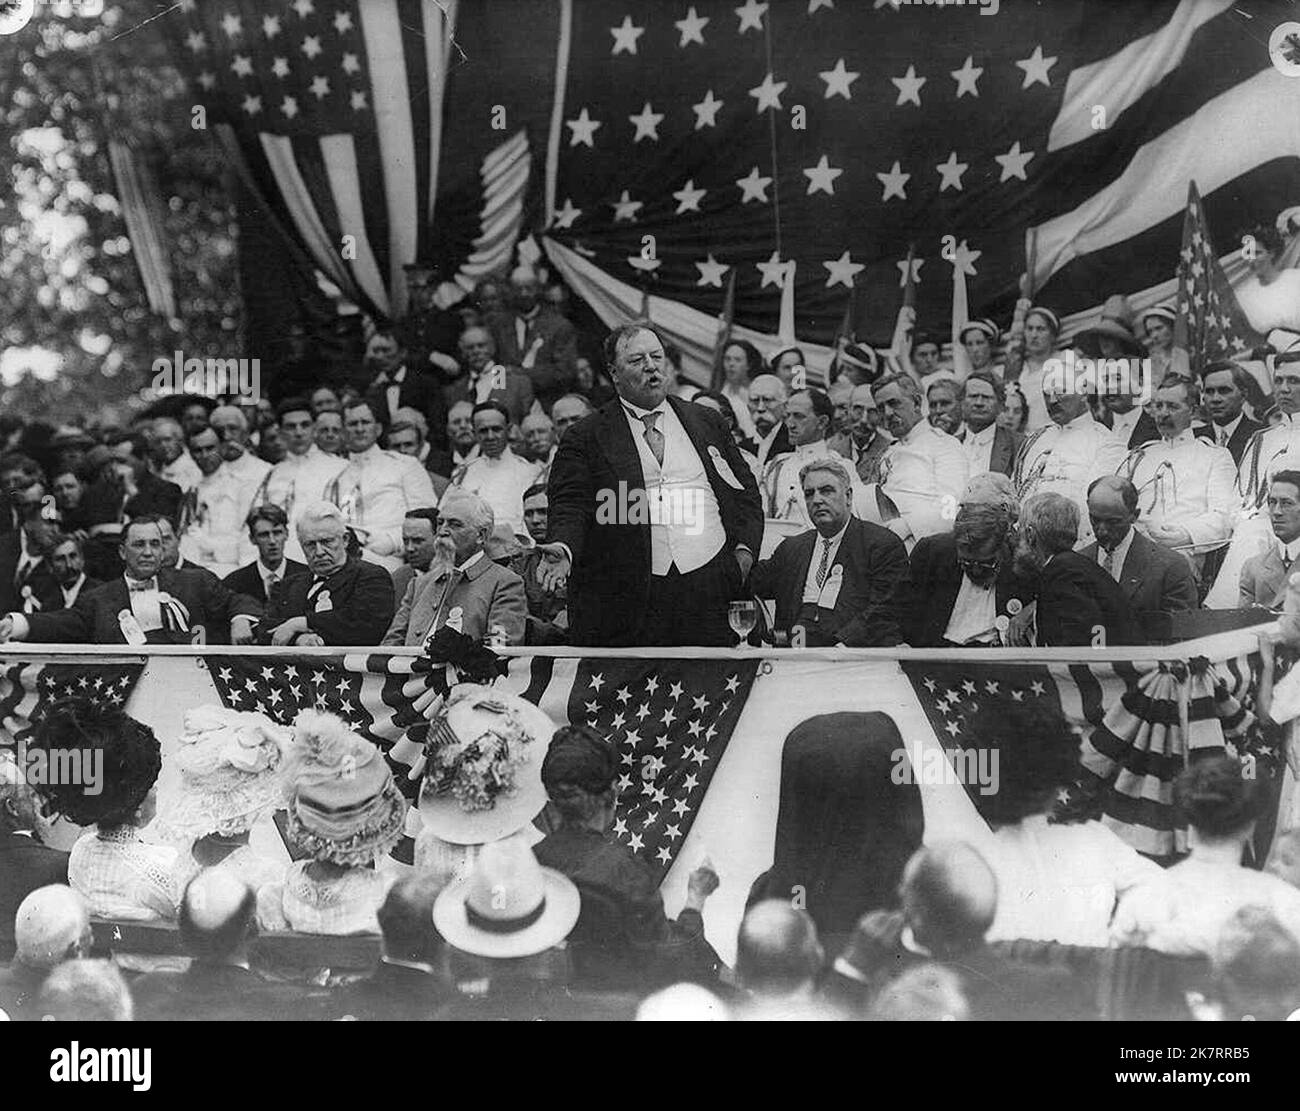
left=0, top=515, right=261, bottom=645
left=363, top=327, right=447, bottom=449
left=443, top=326, right=536, bottom=427
left=258, top=502, right=394, bottom=647
left=382, top=490, right=525, bottom=647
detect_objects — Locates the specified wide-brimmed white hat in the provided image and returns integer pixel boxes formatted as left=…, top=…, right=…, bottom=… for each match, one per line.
left=417, top=685, right=553, bottom=845
left=432, top=834, right=580, bottom=958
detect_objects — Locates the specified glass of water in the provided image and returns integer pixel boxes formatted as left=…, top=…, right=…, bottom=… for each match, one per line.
left=728, top=600, right=757, bottom=648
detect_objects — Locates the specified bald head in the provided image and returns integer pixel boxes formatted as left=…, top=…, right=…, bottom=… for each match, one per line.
left=14, top=885, right=93, bottom=971
left=179, top=869, right=256, bottom=963
left=1087, top=474, right=1140, bottom=554
left=552, top=394, right=594, bottom=440
left=899, top=842, right=998, bottom=957
left=735, top=899, right=824, bottom=999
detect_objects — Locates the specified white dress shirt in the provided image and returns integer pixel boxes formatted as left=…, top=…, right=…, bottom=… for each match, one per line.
left=622, top=399, right=726, bottom=575
left=1120, top=429, right=1238, bottom=550
left=61, top=572, right=89, bottom=608
left=943, top=575, right=999, bottom=645
left=376, top=364, right=408, bottom=424
left=159, top=452, right=203, bottom=493
left=181, top=467, right=248, bottom=576
left=1213, top=413, right=1244, bottom=449
left=1014, top=412, right=1128, bottom=540
left=1097, top=526, right=1136, bottom=582
left=801, top=522, right=848, bottom=604
left=259, top=559, right=289, bottom=598
left=450, top=449, right=542, bottom=536
left=1108, top=407, right=1144, bottom=446
left=959, top=421, right=998, bottom=476
left=879, top=421, right=969, bottom=546
left=328, top=445, right=439, bottom=570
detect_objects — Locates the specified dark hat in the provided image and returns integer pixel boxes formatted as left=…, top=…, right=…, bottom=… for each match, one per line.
left=541, top=725, right=617, bottom=795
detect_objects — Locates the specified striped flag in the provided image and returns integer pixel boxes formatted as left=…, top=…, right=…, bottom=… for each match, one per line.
left=0, top=659, right=148, bottom=753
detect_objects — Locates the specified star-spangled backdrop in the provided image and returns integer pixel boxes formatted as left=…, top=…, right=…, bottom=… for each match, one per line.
left=161, top=0, right=1300, bottom=357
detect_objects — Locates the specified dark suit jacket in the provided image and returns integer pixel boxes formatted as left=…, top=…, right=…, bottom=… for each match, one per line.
left=35, top=575, right=104, bottom=613
left=755, top=423, right=793, bottom=469
left=1036, top=550, right=1146, bottom=646
left=330, top=960, right=453, bottom=1021
left=0, top=533, right=57, bottom=615
left=487, top=308, right=578, bottom=412
left=1079, top=531, right=1198, bottom=620
left=443, top=365, right=536, bottom=427
left=365, top=365, right=449, bottom=446
left=749, top=517, right=909, bottom=646
left=905, top=532, right=1031, bottom=647
left=1120, top=410, right=1160, bottom=450
left=83, top=472, right=185, bottom=528
left=258, top=557, right=394, bottom=646
left=26, top=568, right=262, bottom=645
left=547, top=396, right=764, bottom=646
left=988, top=425, right=1020, bottom=476
left=222, top=559, right=308, bottom=605
left=132, top=962, right=329, bottom=1022
left=0, top=832, right=68, bottom=961
left=1215, top=415, right=1265, bottom=467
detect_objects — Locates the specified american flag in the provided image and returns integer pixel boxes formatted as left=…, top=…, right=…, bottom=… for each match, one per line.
left=546, top=657, right=760, bottom=878
left=1174, top=180, right=1268, bottom=374
left=162, top=0, right=528, bottom=320
left=0, top=660, right=147, bottom=752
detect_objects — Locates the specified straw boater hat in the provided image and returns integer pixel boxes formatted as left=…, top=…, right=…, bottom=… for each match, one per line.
left=958, top=318, right=1000, bottom=345
left=282, top=710, right=406, bottom=867
left=153, top=706, right=292, bottom=843
left=1076, top=294, right=1144, bottom=356
left=432, top=833, right=580, bottom=959
left=418, top=684, right=553, bottom=845
left=1142, top=301, right=1177, bottom=330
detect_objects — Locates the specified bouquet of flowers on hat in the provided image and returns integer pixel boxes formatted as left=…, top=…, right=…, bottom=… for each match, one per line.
left=152, top=705, right=292, bottom=844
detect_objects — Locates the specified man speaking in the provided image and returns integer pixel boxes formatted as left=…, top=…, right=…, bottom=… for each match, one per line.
left=537, top=324, right=762, bottom=646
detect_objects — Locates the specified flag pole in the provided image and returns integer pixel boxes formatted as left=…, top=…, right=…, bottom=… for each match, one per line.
left=710, top=267, right=737, bottom=391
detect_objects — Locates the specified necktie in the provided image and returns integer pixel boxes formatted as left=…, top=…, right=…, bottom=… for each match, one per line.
left=640, top=412, right=665, bottom=466
left=1284, top=551, right=1293, bottom=574
left=1218, top=427, right=1228, bottom=447
left=1100, top=548, right=1116, bottom=578
left=815, top=538, right=832, bottom=590
left=127, top=576, right=159, bottom=592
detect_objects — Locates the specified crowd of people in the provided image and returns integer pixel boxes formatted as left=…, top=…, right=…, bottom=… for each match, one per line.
left=3, top=257, right=1300, bottom=1021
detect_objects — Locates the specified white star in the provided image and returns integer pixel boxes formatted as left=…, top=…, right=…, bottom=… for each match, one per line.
left=692, top=694, right=710, bottom=712
left=692, top=89, right=724, bottom=129
left=809, top=0, right=834, bottom=10
left=309, top=75, right=331, bottom=100
left=687, top=720, right=704, bottom=737
left=683, top=772, right=700, bottom=790
left=877, top=161, right=910, bottom=201
left=803, top=155, right=842, bottom=196
left=301, top=35, right=322, bottom=60
left=661, top=707, right=677, bottom=726
left=628, top=832, right=644, bottom=852
left=935, top=151, right=968, bottom=192
left=922, top=677, right=936, bottom=691
left=590, top=673, right=605, bottom=691
left=613, top=817, right=627, bottom=836
left=350, top=90, right=368, bottom=112
left=1016, top=44, right=1057, bottom=89
left=1011, top=689, right=1025, bottom=702
left=333, top=10, right=354, bottom=34
left=695, top=254, right=728, bottom=287
left=185, top=30, right=206, bottom=53
left=756, top=251, right=788, bottom=289
left=271, top=57, right=290, bottom=78
left=656, top=846, right=673, bottom=865
left=897, top=256, right=923, bottom=287
left=994, top=141, right=1034, bottom=182
left=291, top=0, right=314, bottom=16
left=952, top=240, right=981, bottom=277
left=566, top=108, right=601, bottom=148
left=197, top=71, right=216, bottom=90
left=655, top=734, right=671, bottom=751
left=891, top=65, right=926, bottom=107
left=610, top=14, right=645, bottom=55
left=552, top=198, right=581, bottom=229
left=735, top=0, right=768, bottom=33
left=962, top=680, right=977, bottom=695
left=628, top=101, right=664, bottom=142
left=749, top=72, right=787, bottom=113
left=945, top=720, right=961, bottom=737
left=672, top=798, right=689, bottom=817
left=725, top=675, right=739, bottom=693
left=263, top=14, right=281, bottom=39
left=1030, top=680, right=1046, bottom=696
left=242, top=94, right=263, bottom=116
left=984, top=680, right=999, bottom=694
left=668, top=681, right=685, bottom=701
left=620, top=748, right=634, bottom=767
left=341, top=53, right=360, bottom=75
left=951, top=55, right=983, bottom=98
left=675, top=6, right=709, bottom=46
left=585, top=699, right=599, bottom=714
left=823, top=250, right=864, bottom=289
left=673, top=180, right=707, bottom=214
left=819, top=58, right=859, bottom=100
left=289, top=684, right=302, bottom=700
left=624, top=730, right=640, bottom=746
left=281, top=96, right=299, bottom=119
left=611, top=190, right=642, bottom=222
left=615, top=687, right=632, bottom=703
left=230, top=54, right=253, bottom=78
left=636, top=702, right=650, bottom=720
left=220, top=12, right=242, bottom=38
left=736, top=165, right=773, bottom=204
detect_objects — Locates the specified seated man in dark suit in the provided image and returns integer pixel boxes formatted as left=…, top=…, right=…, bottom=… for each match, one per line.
left=37, top=533, right=102, bottom=612
left=823, top=843, right=1089, bottom=1021
left=259, top=501, right=395, bottom=646
left=363, top=326, right=448, bottom=446
left=1081, top=475, right=1198, bottom=627
left=907, top=500, right=1030, bottom=647
left=0, top=488, right=59, bottom=615
left=83, top=433, right=185, bottom=532
left=0, top=761, right=69, bottom=961
left=331, top=875, right=452, bottom=1021
left=222, top=504, right=307, bottom=605
left=1014, top=492, right=1145, bottom=646
left=443, top=325, right=537, bottom=427
left=750, top=457, right=908, bottom=647
left=1203, top=360, right=1264, bottom=466
left=1240, top=470, right=1300, bottom=608
left=0, top=515, right=260, bottom=645
left=133, top=870, right=327, bottom=1022
left=382, top=491, right=526, bottom=647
